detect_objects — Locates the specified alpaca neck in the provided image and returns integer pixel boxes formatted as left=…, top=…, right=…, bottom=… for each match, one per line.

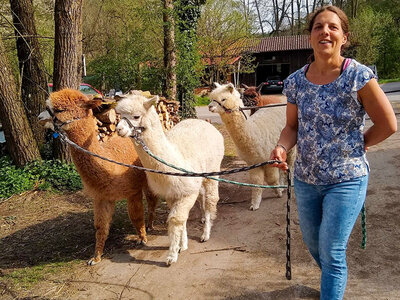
left=63, top=116, right=106, bottom=170
left=220, top=111, right=255, bottom=156
left=221, top=111, right=250, bottom=141
left=137, top=109, right=182, bottom=170
left=64, top=117, right=98, bottom=150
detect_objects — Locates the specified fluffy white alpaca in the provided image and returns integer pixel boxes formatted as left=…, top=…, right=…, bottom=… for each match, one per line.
left=115, top=94, right=224, bottom=265
left=208, top=83, right=295, bottom=210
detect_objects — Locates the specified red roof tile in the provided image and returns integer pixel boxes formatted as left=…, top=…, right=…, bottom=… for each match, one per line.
left=252, top=35, right=312, bottom=53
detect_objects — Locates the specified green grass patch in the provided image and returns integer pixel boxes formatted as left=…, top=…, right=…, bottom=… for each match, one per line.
left=3, top=260, right=81, bottom=289
left=378, top=78, right=400, bottom=84
left=195, top=95, right=210, bottom=106
left=0, top=156, right=82, bottom=200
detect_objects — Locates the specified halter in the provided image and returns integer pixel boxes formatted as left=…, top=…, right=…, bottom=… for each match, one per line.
left=211, top=99, right=248, bottom=120
left=47, top=107, right=82, bottom=131
left=121, top=117, right=145, bottom=138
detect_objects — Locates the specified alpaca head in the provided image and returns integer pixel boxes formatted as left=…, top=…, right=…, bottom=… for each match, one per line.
left=38, top=89, right=102, bottom=131
left=208, top=82, right=243, bottom=114
left=241, top=84, right=260, bottom=107
left=115, top=94, right=159, bottom=138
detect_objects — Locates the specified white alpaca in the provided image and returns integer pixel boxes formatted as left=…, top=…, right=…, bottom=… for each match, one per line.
left=208, top=83, right=295, bottom=210
left=115, top=94, right=224, bottom=265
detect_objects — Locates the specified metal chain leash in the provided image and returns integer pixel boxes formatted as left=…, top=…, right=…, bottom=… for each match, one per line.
left=58, top=131, right=287, bottom=181
left=361, top=204, right=367, bottom=249
left=239, top=103, right=287, bottom=111
left=286, top=172, right=292, bottom=280
left=56, top=130, right=293, bottom=278
left=55, top=129, right=368, bottom=280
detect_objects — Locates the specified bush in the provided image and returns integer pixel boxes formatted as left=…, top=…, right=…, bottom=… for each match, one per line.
left=0, top=156, right=82, bottom=200
left=194, top=95, right=210, bottom=106
left=0, top=157, right=37, bottom=199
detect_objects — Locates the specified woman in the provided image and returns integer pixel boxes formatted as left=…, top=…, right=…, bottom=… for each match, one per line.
left=270, top=5, right=397, bottom=300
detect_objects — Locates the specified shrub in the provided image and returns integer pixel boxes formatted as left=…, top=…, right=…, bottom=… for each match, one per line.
left=0, top=156, right=82, bottom=200
left=195, top=95, right=210, bottom=106
left=0, top=157, right=37, bottom=199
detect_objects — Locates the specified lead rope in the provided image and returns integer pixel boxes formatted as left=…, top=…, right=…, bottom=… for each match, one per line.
left=361, top=204, right=367, bottom=249
left=134, top=134, right=293, bottom=280
left=53, top=129, right=366, bottom=279
left=286, top=170, right=292, bottom=280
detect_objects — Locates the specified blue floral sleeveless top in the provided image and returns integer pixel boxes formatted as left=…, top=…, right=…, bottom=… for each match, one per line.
left=283, top=59, right=375, bottom=185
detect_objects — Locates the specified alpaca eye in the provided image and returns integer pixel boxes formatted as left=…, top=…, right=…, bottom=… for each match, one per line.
left=221, top=98, right=226, bottom=102
left=133, top=116, right=140, bottom=120
left=53, top=109, right=64, bottom=113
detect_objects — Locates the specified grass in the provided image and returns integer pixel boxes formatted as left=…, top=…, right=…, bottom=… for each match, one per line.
left=379, top=78, right=400, bottom=84
left=2, top=260, right=81, bottom=290
left=194, top=95, right=210, bottom=106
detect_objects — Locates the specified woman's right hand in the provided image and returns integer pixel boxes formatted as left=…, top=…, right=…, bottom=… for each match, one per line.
left=270, top=145, right=288, bottom=171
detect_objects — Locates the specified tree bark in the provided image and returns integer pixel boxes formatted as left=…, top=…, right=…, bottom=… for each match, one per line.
left=163, top=0, right=177, bottom=101
left=254, top=0, right=264, bottom=35
left=0, top=34, right=41, bottom=166
left=52, top=0, right=83, bottom=162
left=10, top=0, right=48, bottom=148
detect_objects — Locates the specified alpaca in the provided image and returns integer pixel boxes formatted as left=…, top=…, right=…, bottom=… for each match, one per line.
left=115, top=94, right=224, bottom=265
left=241, top=83, right=284, bottom=116
left=38, top=89, right=158, bottom=265
left=208, top=83, right=295, bottom=210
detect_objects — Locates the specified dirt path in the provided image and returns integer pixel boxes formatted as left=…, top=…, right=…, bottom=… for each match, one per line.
left=1, top=118, right=399, bottom=300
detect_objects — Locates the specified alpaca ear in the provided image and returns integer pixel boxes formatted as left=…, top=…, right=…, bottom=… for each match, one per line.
left=81, top=99, right=103, bottom=110
left=256, top=82, right=264, bottom=92
left=144, top=96, right=158, bottom=110
left=213, top=82, right=221, bottom=88
left=226, top=83, right=235, bottom=93
left=114, top=95, right=126, bottom=102
left=241, top=83, right=249, bottom=89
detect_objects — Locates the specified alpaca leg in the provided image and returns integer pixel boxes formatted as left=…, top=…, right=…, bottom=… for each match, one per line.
left=88, top=199, right=115, bottom=265
left=180, top=220, right=188, bottom=252
left=249, top=168, right=264, bottom=211
left=201, top=178, right=219, bottom=242
left=265, top=167, right=283, bottom=198
left=144, top=186, right=158, bottom=231
left=166, top=194, right=198, bottom=266
left=197, top=186, right=206, bottom=223
left=127, top=191, right=147, bottom=245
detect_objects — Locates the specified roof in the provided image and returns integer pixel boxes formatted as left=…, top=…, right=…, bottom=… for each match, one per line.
left=251, top=35, right=312, bottom=53
left=200, top=35, right=312, bottom=66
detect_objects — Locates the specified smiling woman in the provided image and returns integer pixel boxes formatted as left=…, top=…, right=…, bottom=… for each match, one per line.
left=270, top=5, right=397, bottom=300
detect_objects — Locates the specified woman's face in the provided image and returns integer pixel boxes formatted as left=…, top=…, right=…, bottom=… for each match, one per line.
left=310, top=10, right=347, bottom=58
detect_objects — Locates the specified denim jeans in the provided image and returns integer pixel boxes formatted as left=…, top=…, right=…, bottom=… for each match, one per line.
left=294, top=175, right=369, bottom=300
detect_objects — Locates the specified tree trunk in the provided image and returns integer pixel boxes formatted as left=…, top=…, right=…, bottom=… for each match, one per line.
left=163, top=0, right=177, bottom=100
left=0, top=34, right=41, bottom=166
left=254, top=0, right=264, bottom=36
left=176, top=0, right=202, bottom=119
left=10, top=0, right=48, bottom=148
left=52, top=0, right=83, bottom=162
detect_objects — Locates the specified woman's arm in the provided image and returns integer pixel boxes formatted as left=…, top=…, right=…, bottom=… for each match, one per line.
left=358, top=78, right=397, bottom=149
left=270, top=102, right=298, bottom=170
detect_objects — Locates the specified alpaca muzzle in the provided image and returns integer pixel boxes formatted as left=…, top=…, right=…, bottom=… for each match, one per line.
left=118, top=117, right=145, bottom=139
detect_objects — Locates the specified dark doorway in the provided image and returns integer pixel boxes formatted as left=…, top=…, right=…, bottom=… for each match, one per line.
left=256, top=63, right=290, bottom=85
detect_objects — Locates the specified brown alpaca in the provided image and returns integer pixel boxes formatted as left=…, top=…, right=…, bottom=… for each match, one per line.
left=38, top=89, right=158, bottom=265
left=241, top=84, right=284, bottom=115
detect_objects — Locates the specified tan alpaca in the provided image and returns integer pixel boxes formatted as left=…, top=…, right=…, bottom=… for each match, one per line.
left=38, top=89, right=158, bottom=265
left=209, top=83, right=295, bottom=210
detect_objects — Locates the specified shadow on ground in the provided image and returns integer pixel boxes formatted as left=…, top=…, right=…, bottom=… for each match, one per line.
left=0, top=204, right=167, bottom=269
left=224, top=284, right=319, bottom=300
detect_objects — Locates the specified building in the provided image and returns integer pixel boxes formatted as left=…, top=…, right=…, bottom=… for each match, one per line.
left=239, top=35, right=313, bottom=86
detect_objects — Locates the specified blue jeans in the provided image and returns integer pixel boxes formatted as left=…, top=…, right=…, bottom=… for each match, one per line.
left=294, top=175, right=369, bottom=300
